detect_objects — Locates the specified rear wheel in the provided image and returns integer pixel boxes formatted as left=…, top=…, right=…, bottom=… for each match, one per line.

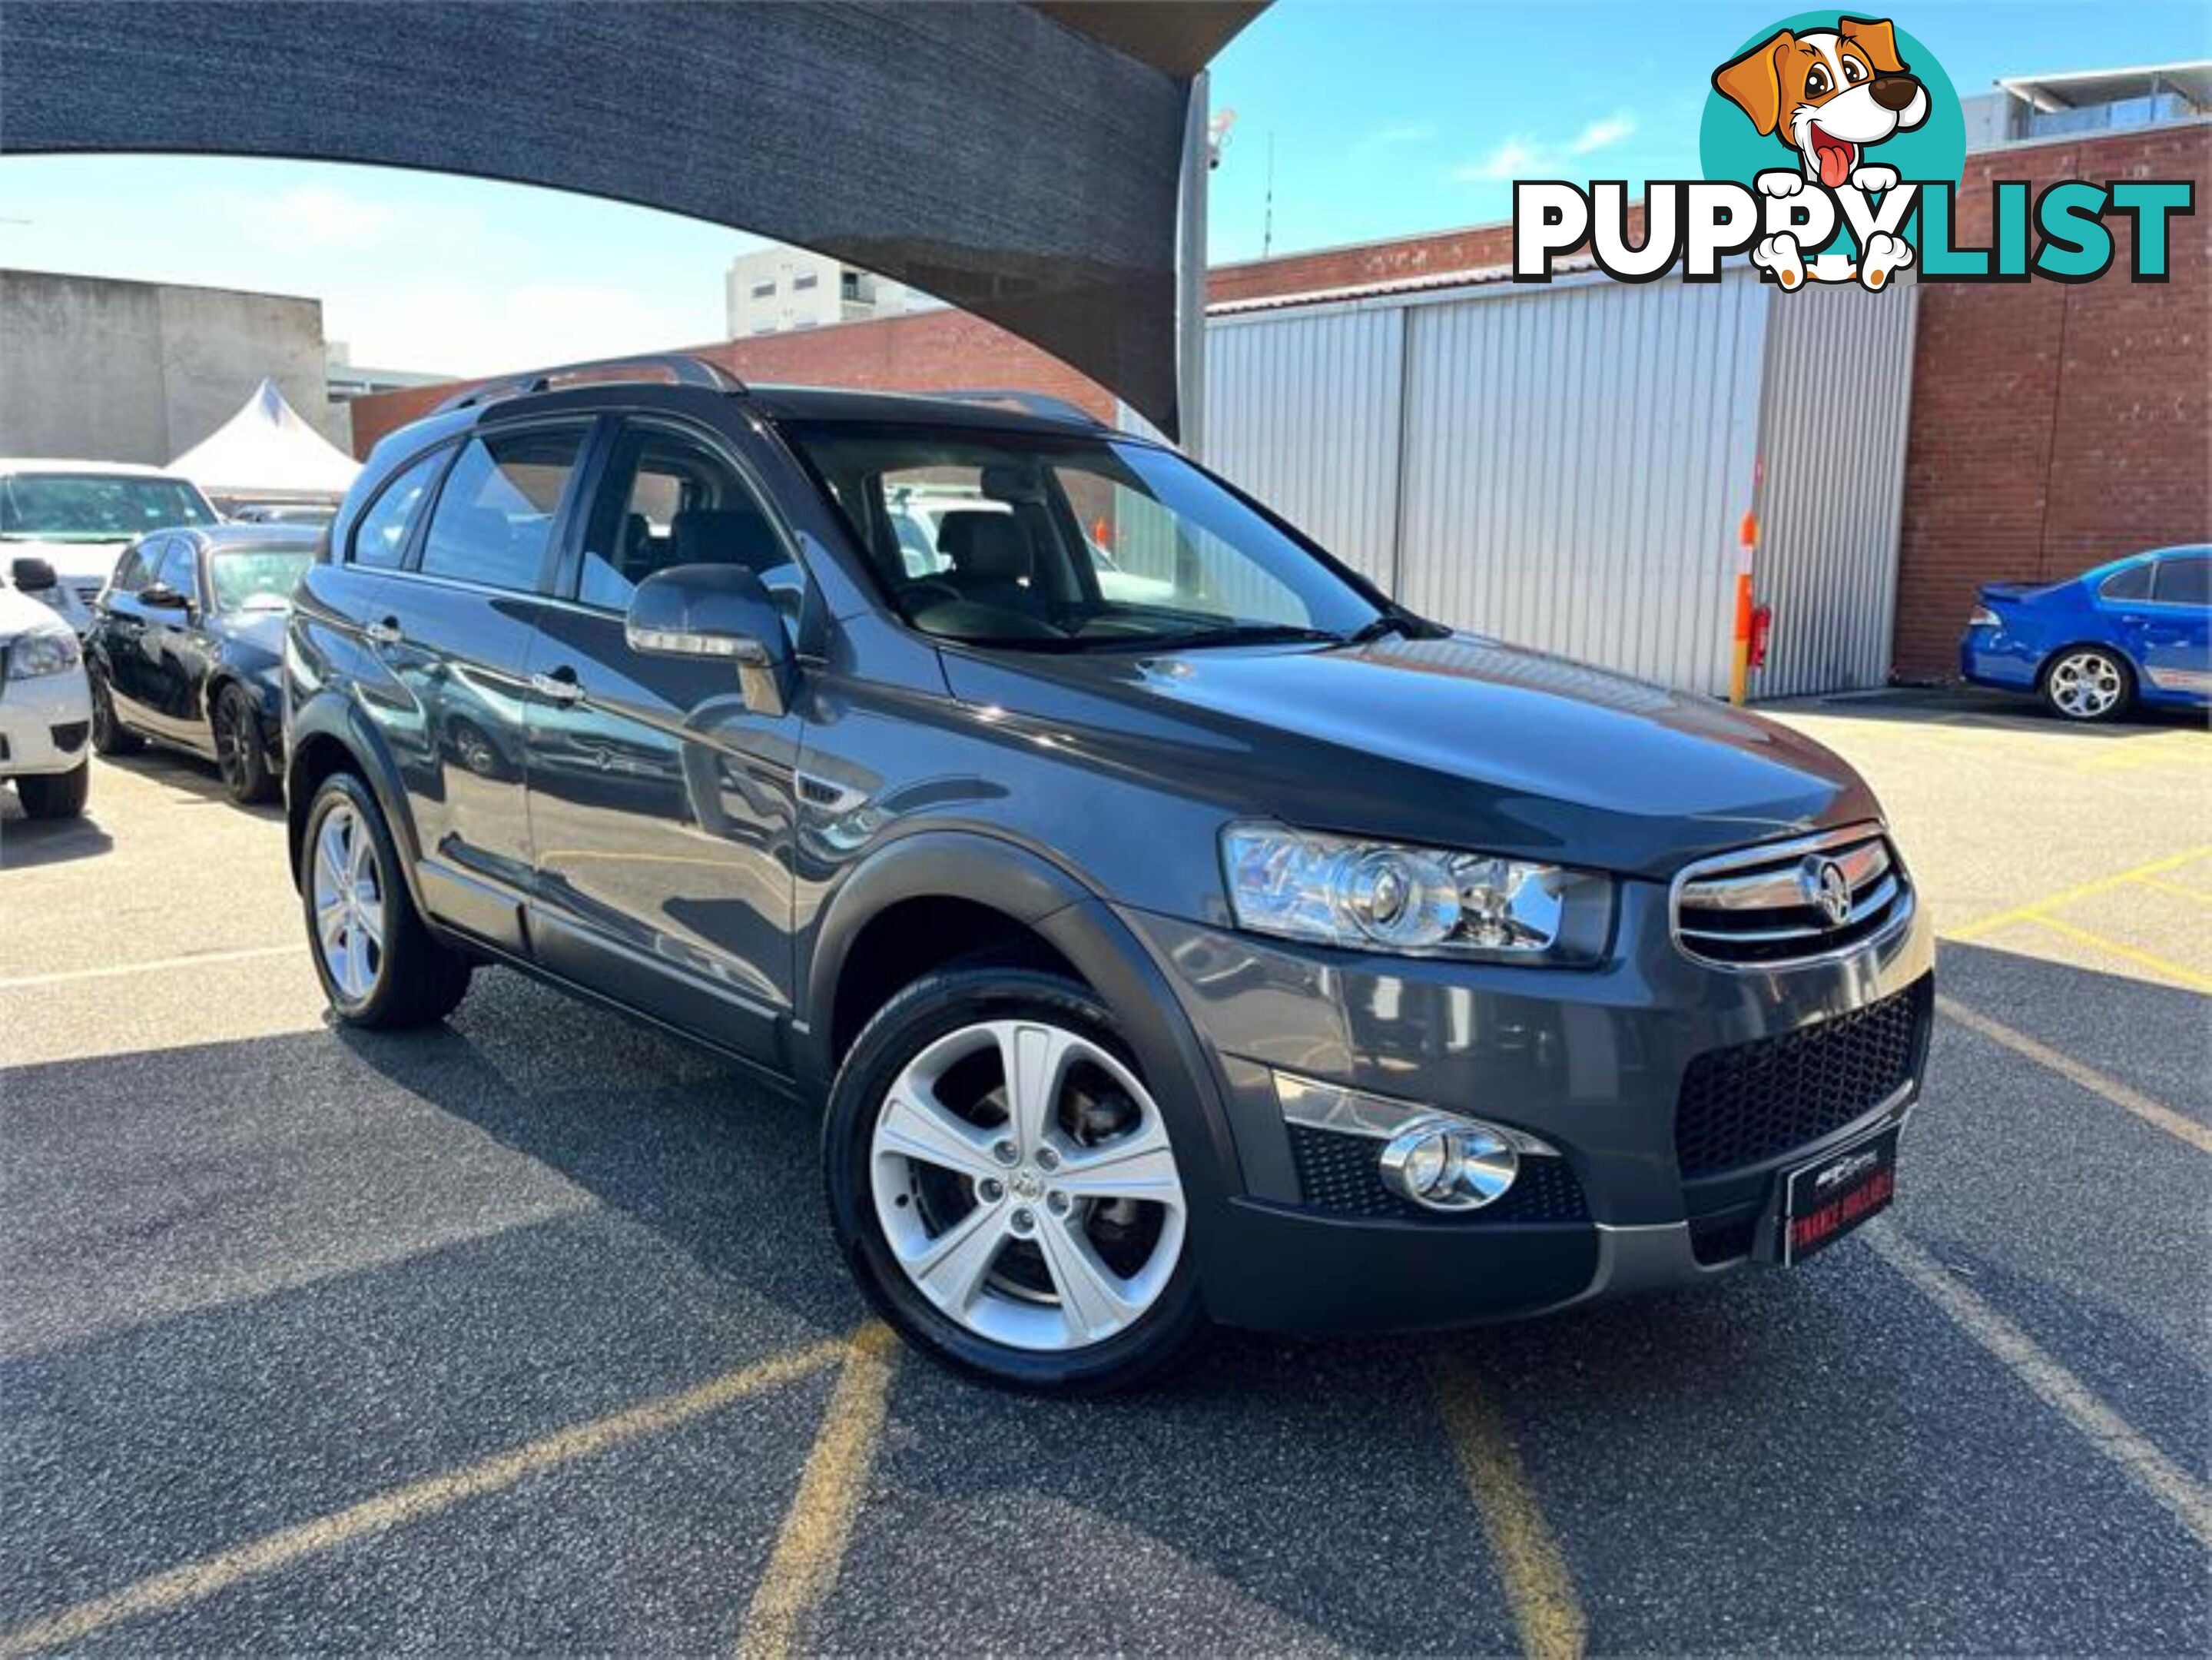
left=824, top=966, right=1204, bottom=1393
left=300, top=772, right=472, bottom=1028
left=2041, top=648, right=2133, bottom=722
left=213, top=682, right=277, bottom=803
left=16, top=762, right=88, bottom=820
left=88, top=667, right=141, bottom=755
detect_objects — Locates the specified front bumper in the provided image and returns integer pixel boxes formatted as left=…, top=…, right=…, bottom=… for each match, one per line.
left=0, top=669, right=94, bottom=777
left=1123, top=870, right=1935, bottom=1336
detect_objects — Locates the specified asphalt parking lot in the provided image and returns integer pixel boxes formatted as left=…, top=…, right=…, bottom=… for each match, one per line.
left=2, top=689, right=2207, bottom=1657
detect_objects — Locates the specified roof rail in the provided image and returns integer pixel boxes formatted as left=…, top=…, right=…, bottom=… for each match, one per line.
left=927, top=388, right=1112, bottom=430
left=433, top=354, right=746, bottom=415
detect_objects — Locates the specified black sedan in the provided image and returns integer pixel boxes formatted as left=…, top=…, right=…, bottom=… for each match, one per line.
left=85, top=524, right=318, bottom=802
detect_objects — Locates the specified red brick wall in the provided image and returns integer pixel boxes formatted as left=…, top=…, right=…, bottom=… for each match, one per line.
left=1206, top=207, right=1641, bottom=304
left=346, top=308, right=1123, bottom=456
left=346, top=220, right=1570, bottom=457
left=1891, top=124, right=2210, bottom=680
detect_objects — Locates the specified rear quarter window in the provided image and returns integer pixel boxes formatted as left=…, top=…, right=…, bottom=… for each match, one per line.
left=2098, top=563, right=2153, bottom=602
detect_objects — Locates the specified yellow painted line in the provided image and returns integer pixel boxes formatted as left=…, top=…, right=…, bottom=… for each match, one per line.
left=2018, top=915, right=2212, bottom=993
left=738, top=1323, right=901, bottom=1660
left=1943, top=845, right=2212, bottom=943
left=0, top=944, right=300, bottom=991
left=1426, top=1351, right=1587, bottom=1660
left=1868, top=1227, right=2212, bottom=1552
left=1936, top=995, right=2212, bottom=1155
left=0, top=1340, right=845, bottom=1659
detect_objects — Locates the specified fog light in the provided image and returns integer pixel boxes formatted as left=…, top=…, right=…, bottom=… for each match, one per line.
left=1378, top=1114, right=1520, bottom=1212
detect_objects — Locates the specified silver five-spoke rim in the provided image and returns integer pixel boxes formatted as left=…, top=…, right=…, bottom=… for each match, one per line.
left=2049, top=651, right=2123, bottom=719
left=312, top=803, right=386, bottom=1003
left=870, top=1020, right=1186, bottom=1353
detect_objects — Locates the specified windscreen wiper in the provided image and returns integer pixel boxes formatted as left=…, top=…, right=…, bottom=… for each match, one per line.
left=1345, top=607, right=1448, bottom=645
left=1146, top=622, right=1347, bottom=650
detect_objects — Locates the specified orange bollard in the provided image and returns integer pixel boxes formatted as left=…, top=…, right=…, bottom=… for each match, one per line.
left=1730, top=510, right=1758, bottom=706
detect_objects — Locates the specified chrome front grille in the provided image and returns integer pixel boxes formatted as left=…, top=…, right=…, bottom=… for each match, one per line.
left=1671, top=825, right=1908, bottom=968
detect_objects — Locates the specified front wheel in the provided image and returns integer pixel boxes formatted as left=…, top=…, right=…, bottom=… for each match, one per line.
left=16, top=762, right=88, bottom=820
left=2042, top=649, right=2133, bottom=722
left=824, top=967, right=1205, bottom=1393
left=300, top=772, right=473, bottom=1028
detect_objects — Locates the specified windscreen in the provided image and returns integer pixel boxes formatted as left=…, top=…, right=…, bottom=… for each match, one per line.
left=0, top=473, right=218, bottom=540
left=785, top=425, right=1384, bottom=650
left=208, top=546, right=314, bottom=613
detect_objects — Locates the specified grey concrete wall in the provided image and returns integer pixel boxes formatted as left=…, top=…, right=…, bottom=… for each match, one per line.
left=0, top=269, right=340, bottom=463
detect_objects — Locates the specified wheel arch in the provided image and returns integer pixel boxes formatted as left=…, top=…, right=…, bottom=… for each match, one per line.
left=2037, top=638, right=2142, bottom=686
left=284, top=692, right=425, bottom=905
left=801, top=828, right=1242, bottom=1259
left=804, top=831, right=1096, bottom=1082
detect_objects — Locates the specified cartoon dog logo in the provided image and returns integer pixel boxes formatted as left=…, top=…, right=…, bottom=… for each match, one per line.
left=1713, top=15, right=1929, bottom=290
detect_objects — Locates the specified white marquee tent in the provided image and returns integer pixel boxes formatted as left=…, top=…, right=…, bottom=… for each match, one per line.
left=169, top=378, right=360, bottom=503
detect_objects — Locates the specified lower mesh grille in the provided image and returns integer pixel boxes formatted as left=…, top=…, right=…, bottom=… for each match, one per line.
left=1287, top=1124, right=1590, bottom=1223
left=1675, top=981, right=1927, bottom=1179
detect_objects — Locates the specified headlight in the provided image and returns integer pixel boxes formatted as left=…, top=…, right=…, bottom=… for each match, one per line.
left=5, top=629, right=81, bottom=679
left=1220, top=822, right=1612, bottom=964
left=1966, top=606, right=2001, bottom=629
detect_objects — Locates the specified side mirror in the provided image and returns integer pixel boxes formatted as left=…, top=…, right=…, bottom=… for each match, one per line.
left=625, top=563, right=797, bottom=717
left=141, top=583, right=193, bottom=613
left=8, top=556, right=57, bottom=592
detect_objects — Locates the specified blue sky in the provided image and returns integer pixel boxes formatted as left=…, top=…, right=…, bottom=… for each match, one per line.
left=2, top=1, right=2201, bottom=374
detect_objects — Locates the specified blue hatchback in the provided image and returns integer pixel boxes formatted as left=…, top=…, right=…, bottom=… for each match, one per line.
left=1959, top=546, right=2210, bottom=722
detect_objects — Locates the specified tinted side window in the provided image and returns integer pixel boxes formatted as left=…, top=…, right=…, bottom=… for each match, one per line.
left=578, top=423, right=803, bottom=617
left=419, top=427, right=587, bottom=593
left=2099, top=563, right=2153, bottom=602
left=2153, top=556, right=2209, bottom=606
left=111, top=536, right=162, bottom=594
left=351, top=450, right=446, bottom=570
left=153, top=541, right=202, bottom=607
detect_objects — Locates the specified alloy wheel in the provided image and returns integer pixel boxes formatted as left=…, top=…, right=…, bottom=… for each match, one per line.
left=311, top=802, right=387, bottom=1002
left=2048, top=650, right=2125, bottom=719
left=869, top=1019, right=1186, bottom=1353
left=214, top=692, right=247, bottom=787
left=90, top=677, right=118, bottom=747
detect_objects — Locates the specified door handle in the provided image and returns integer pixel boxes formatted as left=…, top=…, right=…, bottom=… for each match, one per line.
left=364, top=617, right=403, bottom=647
left=530, top=667, right=584, bottom=706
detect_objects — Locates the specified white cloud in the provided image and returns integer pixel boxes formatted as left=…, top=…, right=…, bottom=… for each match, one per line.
left=1568, top=110, right=1638, bottom=155
left=1453, top=110, right=1641, bottom=186
left=1453, top=136, right=1548, bottom=183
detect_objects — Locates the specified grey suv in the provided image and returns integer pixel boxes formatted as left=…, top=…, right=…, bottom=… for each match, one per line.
left=286, top=355, right=1934, bottom=1390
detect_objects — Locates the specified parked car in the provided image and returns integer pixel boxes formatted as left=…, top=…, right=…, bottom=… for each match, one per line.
left=226, top=500, right=340, bottom=527
left=86, top=523, right=318, bottom=802
left=285, top=355, right=1933, bottom=1392
left=1961, top=546, right=2210, bottom=722
left=0, top=575, right=93, bottom=819
left=0, top=459, right=222, bottom=633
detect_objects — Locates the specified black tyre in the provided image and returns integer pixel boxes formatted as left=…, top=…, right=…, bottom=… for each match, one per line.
left=300, top=771, right=472, bottom=1028
left=213, top=682, right=277, bottom=803
left=2041, top=647, right=2134, bottom=723
left=88, top=667, right=142, bottom=755
left=824, top=965, right=1205, bottom=1393
left=16, top=762, right=89, bottom=820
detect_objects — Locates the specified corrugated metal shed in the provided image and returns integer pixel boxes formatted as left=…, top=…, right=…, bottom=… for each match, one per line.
left=1186, top=261, right=1917, bottom=700
left=1751, top=277, right=1922, bottom=699
left=1204, top=305, right=1404, bottom=585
